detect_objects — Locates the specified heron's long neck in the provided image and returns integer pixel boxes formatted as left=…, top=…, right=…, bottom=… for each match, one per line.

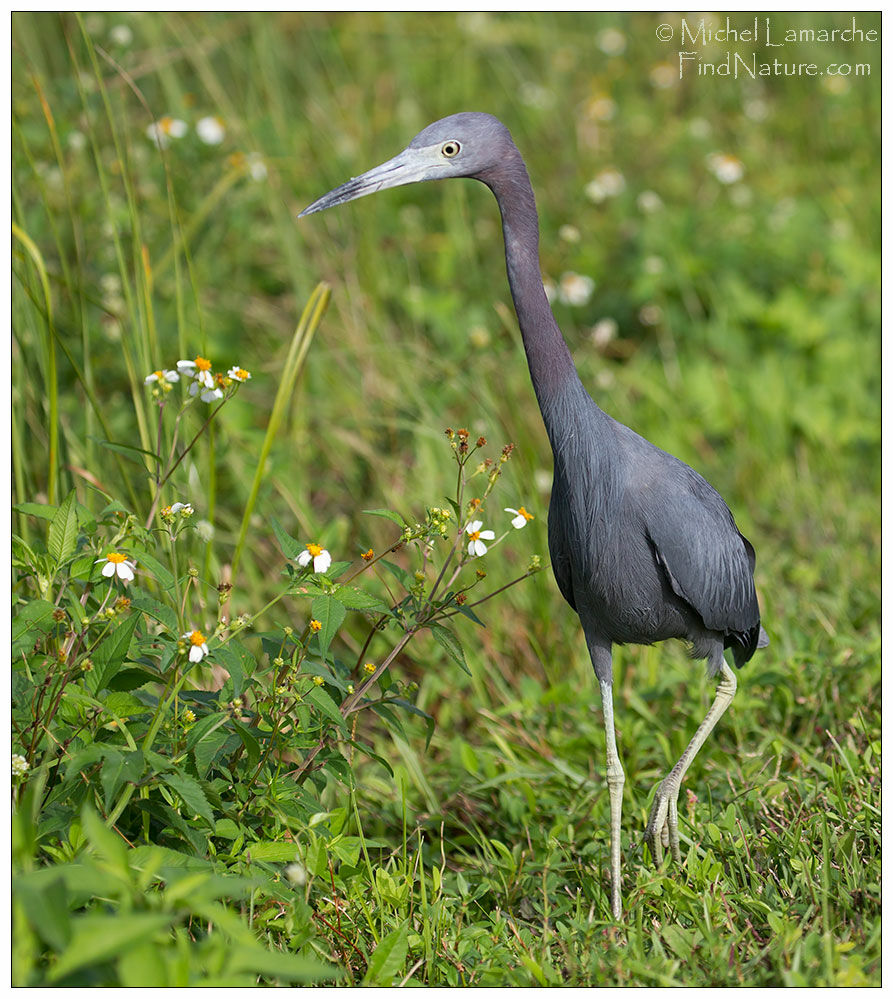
left=484, top=157, right=583, bottom=420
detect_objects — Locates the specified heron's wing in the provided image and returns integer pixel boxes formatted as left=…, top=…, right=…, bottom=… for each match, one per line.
left=641, top=467, right=760, bottom=638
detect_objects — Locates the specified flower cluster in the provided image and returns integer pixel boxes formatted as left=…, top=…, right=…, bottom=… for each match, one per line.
left=144, top=356, right=251, bottom=403
left=427, top=507, right=453, bottom=538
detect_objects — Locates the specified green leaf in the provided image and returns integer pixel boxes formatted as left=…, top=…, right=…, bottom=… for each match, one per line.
left=107, top=667, right=158, bottom=691
left=335, top=586, right=392, bottom=614
left=389, top=698, right=436, bottom=750
left=362, top=508, right=406, bottom=526
left=430, top=623, right=471, bottom=675
left=381, top=560, right=414, bottom=591
left=48, top=489, right=79, bottom=564
left=89, top=613, right=140, bottom=692
left=310, top=594, right=346, bottom=658
left=305, top=685, right=348, bottom=732
left=12, top=599, right=58, bottom=658
left=94, top=437, right=162, bottom=467
left=215, top=644, right=246, bottom=697
left=227, top=943, right=336, bottom=983
left=271, top=516, right=304, bottom=560
left=69, top=552, right=100, bottom=581
left=185, top=711, right=230, bottom=751
left=127, top=548, right=175, bottom=591
left=15, top=874, right=70, bottom=952
left=129, top=592, right=178, bottom=633
left=48, top=912, right=174, bottom=982
left=13, top=501, right=57, bottom=522
left=363, top=921, right=409, bottom=986
left=455, top=603, right=486, bottom=627
left=163, top=771, right=215, bottom=825
left=246, top=841, right=300, bottom=863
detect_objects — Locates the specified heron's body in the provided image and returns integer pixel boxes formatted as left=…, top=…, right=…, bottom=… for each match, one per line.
left=301, top=111, right=767, bottom=918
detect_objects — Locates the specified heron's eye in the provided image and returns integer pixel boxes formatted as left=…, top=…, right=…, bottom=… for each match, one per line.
left=441, top=141, right=461, bottom=158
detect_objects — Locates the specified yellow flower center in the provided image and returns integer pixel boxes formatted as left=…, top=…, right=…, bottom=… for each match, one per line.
left=469, top=531, right=481, bottom=541
left=106, top=552, right=127, bottom=564
left=154, top=370, right=164, bottom=380
left=189, top=630, right=207, bottom=646
left=306, top=543, right=323, bottom=557
left=159, top=116, right=174, bottom=134
left=195, top=356, right=212, bottom=371
left=309, top=619, right=322, bottom=632
left=234, top=368, right=248, bottom=380
left=517, top=507, right=533, bottom=521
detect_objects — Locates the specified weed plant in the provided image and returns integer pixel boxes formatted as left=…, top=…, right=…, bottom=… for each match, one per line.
left=12, top=12, right=880, bottom=987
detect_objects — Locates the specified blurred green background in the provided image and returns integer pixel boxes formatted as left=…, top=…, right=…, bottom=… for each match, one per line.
left=12, top=12, right=880, bottom=986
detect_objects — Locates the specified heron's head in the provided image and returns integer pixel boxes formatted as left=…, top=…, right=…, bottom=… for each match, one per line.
left=299, top=112, right=516, bottom=217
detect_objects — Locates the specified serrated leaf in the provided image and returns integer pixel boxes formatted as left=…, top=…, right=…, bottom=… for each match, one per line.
left=305, top=685, right=348, bottom=732
left=90, top=613, right=140, bottom=692
left=455, top=603, right=486, bottom=627
left=12, top=599, right=58, bottom=658
left=48, top=489, right=79, bottom=564
left=335, top=586, right=392, bottom=614
left=362, top=508, right=406, bottom=526
left=185, top=711, right=230, bottom=751
left=430, top=623, right=471, bottom=675
left=363, top=921, right=409, bottom=986
left=310, top=594, right=346, bottom=657
left=163, top=771, right=215, bottom=824
left=271, top=516, right=304, bottom=560
left=129, top=592, right=178, bottom=633
left=13, top=501, right=57, bottom=522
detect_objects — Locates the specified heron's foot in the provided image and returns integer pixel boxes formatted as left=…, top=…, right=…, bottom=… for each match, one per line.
left=644, top=780, right=682, bottom=866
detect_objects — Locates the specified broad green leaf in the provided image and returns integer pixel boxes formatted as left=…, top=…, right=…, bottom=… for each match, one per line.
left=362, top=508, right=406, bottom=526
left=69, top=552, right=100, bottom=580
left=305, top=685, right=348, bottom=732
left=430, top=623, right=471, bottom=675
left=185, top=711, right=230, bottom=751
left=13, top=501, right=57, bottom=521
left=163, top=771, right=215, bottom=824
left=89, top=613, right=140, bottom=692
left=107, top=667, right=158, bottom=691
left=335, top=586, right=392, bottom=614
left=246, top=841, right=300, bottom=863
left=363, top=921, right=409, bottom=986
left=214, top=643, right=246, bottom=697
left=129, top=592, right=178, bottom=633
left=12, top=599, right=58, bottom=658
left=48, top=912, right=173, bottom=981
left=47, top=489, right=79, bottom=564
left=271, top=516, right=304, bottom=559
left=310, top=594, right=346, bottom=657
left=227, top=943, right=336, bottom=983
left=15, top=874, right=70, bottom=952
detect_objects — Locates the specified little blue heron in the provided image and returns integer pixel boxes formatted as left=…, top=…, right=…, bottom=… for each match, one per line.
left=300, top=112, right=768, bottom=919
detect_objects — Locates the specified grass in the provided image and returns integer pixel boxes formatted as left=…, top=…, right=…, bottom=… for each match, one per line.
left=11, top=11, right=880, bottom=987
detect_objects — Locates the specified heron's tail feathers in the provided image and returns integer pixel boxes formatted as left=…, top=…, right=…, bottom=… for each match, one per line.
left=757, top=626, right=770, bottom=649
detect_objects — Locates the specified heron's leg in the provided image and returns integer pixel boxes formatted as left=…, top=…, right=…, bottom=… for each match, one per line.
left=645, top=661, right=737, bottom=865
left=598, top=679, right=625, bottom=919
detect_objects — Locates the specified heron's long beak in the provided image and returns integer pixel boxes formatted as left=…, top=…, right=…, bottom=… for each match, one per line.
left=299, top=147, right=431, bottom=217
